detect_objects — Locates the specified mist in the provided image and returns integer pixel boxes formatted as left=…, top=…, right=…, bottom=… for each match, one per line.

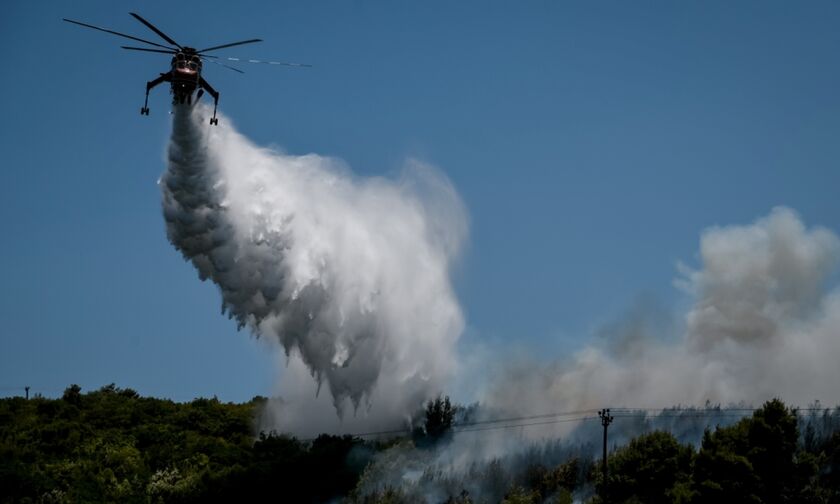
left=160, top=105, right=467, bottom=433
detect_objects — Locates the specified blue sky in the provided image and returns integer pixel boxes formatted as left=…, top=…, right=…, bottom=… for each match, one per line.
left=2, top=1, right=839, bottom=402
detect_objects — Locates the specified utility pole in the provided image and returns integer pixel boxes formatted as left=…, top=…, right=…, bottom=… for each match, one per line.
left=25, top=386, right=30, bottom=400
left=599, top=408, right=614, bottom=502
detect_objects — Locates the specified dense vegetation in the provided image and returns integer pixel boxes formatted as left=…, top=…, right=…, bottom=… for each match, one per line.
left=2, top=386, right=840, bottom=503
left=595, top=399, right=840, bottom=504
left=0, top=385, right=373, bottom=503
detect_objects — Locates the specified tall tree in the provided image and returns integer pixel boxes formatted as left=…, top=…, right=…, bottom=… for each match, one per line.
left=424, top=395, right=454, bottom=441
left=605, top=430, right=694, bottom=504
left=693, top=399, right=817, bottom=504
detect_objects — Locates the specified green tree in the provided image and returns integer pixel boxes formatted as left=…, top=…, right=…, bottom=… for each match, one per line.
left=501, top=486, right=540, bottom=504
left=522, top=458, right=580, bottom=500
left=692, top=429, right=761, bottom=504
left=61, top=384, right=82, bottom=406
left=605, top=431, right=694, bottom=504
left=692, top=399, right=816, bottom=504
left=424, top=395, right=454, bottom=441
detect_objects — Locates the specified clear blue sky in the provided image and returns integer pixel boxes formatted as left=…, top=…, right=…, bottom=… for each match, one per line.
left=2, top=1, right=839, bottom=401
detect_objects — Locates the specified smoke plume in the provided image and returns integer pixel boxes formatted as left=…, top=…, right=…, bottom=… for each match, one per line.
left=160, top=104, right=840, bottom=447
left=160, top=105, right=467, bottom=426
left=485, top=206, right=840, bottom=422
left=354, top=208, right=840, bottom=502
left=159, top=104, right=840, bottom=501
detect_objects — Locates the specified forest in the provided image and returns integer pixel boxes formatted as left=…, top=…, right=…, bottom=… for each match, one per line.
left=2, top=385, right=840, bottom=503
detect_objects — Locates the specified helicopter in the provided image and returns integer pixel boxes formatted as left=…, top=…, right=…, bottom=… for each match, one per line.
left=63, top=13, right=310, bottom=125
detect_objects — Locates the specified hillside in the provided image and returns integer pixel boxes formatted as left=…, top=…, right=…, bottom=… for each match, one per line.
left=2, top=386, right=840, bottom=503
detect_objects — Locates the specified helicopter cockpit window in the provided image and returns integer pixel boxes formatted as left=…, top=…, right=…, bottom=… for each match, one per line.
left=176, top=53, right=185, bottom=61
left=188, top=62, right=198, bottom=70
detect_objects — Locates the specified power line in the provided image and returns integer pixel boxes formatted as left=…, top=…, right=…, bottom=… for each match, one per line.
left=613, top=413, right=756, bottom=418
left=298, top=405, right=839, bottom=442
left=298, top=410, right=605, bottom=442
left=610, top=406, right=834, bottom=413
left=298, top=416, right=602, bottom=442
left=454, top=416, right=599, bottom=434
left=452, top=409, right=602, bottom=427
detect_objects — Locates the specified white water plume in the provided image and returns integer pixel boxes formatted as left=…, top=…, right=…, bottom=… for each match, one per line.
left=158, top=103, right=840, bottom=449
left=160, top=105, right=467, bottom=425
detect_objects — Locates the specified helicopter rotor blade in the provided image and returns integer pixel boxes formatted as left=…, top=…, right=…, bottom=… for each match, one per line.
left=197, top=39, right=263, bottom=54
left=202, top=55, right=312, bottom=68
left=62, top=18, right=177, bottom=50
left=129, top=12, right=183, bottom=49
left=202, top=58, right=245, bottom=74
left=121, top=45, right=177, bottom=54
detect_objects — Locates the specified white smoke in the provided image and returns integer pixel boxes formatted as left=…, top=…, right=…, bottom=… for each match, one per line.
left=354, top=208, right=840, bottom=502
left=486, top=207, right=840, bottom=421
left=160, top=105, right=467, bottom=429
left=159, top=102, right=840, bottom=448
left=158, top=104, right=840, bottom=501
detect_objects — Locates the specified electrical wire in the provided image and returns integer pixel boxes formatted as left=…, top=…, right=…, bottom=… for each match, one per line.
left=298, top=405, right=839, bottom=442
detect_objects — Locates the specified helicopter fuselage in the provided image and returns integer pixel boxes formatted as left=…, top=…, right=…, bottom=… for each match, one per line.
left=168, top=49, right=203, bottom=104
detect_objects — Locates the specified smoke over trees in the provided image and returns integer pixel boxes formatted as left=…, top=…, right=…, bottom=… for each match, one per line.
left=353, top=399, right=840, bottom=503
left=160, top=106, right=840, bottom=445
left=150, top=105, right=840, bottom=502
left=4, top=386, right=840, bottom=502
left=482, top=207, right=840, bottom=432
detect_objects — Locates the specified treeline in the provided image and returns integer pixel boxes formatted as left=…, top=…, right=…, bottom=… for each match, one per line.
left=2, top=386, right=840, bottom=503
left=0, top=384, right=373, bottom=503
left=595, top=399, right=840, bottom=503
left=357, top=399, right=840, bottom=503
left=605, top=398, right=840, bottom=503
